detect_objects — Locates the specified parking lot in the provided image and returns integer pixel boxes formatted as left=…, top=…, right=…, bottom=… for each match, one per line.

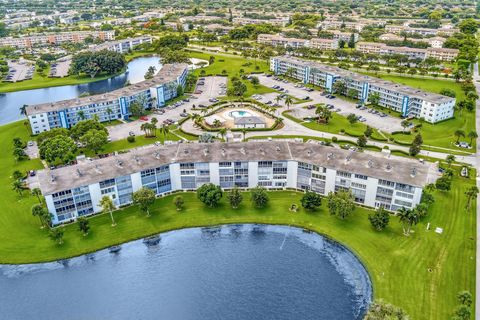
left=4, top=59, right=35, bottom=82
left=107, top=76, right=227, bottom=141
left=49, top=57, right=71, bottom=78
left=257, top=74, right=403, bottom=132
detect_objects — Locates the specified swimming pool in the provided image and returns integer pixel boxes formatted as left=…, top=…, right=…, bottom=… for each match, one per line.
left=229, top=110, right=253, bottom=118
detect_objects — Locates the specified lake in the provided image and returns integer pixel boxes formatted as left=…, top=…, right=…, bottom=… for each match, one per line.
left=0, top=56, right=161, bottom=125
left=0, top=224, right=372, bottom=320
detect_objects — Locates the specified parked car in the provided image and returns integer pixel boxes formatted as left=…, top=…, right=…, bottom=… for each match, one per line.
left=129, top=131, right=135, bottom=137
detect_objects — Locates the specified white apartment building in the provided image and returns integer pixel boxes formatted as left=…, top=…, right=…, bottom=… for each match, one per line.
left=233, top=17, right=290, bottom=27
left=310, top=38, right=339, bottom=50
left=270, top=56, right=455, bottom=123
left=257, top=34, right=309, bottom=48
left=92, top=37, right=153, bottom=53
left=385, top=25, right=458, bottom=37
left=26, top=64, right=189, bottom=134
left=0, top=31, right=115, bottom=49
left=36, top=141, right=437, bottom=225
left=356, top=42, right=458, bottom=61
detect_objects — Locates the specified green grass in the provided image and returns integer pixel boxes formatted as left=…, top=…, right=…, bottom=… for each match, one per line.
left=360, top=74, right=476, bottom=152
left=0, top=121, right=475, bottom=319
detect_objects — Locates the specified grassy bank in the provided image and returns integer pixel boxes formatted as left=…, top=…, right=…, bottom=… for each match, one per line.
left=0, top=121, right=475, bottom=319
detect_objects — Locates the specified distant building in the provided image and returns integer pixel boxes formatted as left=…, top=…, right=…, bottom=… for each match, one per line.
left=234, top=116, right=266, bottom=128
left=309, top=38, right=339, bottom=50
left=26, top=64, right=189, bottom=134
left=0, top=31, right=115, bottom=49
left=356, top=42, right=458, bottom=61
left=257, top=34, right=309, bottom=48
left=92, top=37, right=153, bottom=53
left=233, top=17, right=290, bottom=27
left=270, top=56, right=455, bottom=123
left=385, top=25, right=458, bottom=37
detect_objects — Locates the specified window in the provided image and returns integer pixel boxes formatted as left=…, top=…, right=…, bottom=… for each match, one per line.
left=354, top=174, right=368, bottom=180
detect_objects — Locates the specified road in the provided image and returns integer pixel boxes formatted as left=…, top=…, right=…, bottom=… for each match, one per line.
left=473, top=61, right=480, bottom=320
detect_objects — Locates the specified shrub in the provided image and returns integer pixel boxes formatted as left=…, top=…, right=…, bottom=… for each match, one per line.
left=331, top=136, right=338, bottom=142
left=127, top=136, right=135, bottom=143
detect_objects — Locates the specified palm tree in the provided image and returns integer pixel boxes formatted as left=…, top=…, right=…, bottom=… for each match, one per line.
left=242, top=129, right=247, bottom=142
left=160, top=124, right=170, bottom=141
left=106, top=107, right=113, bottom=123
left=31, top=204, right=46, bottom=228
left=12, top=180, right=23, bottom=196
left=465, top=186, right=479, bottom=210
left=397, top=207, right=419, bottom=236
left=218, top=128, right=227, bottom=141
left=275, top=95, right=283, bottom=105
left=78, top=111, right=86, bottom=120
left=151, top=117, right=158, bottom=136
left=315, top=105, right=332, bottom=124
left=19, top=104, right=27, bottom=116
left=100, top=196, right=116, bottom=226
left=445, top=154, right=455, bottom=167
left=284, top=95, right=293, bottom=110
left=31, top=188, right=42, bottom=203
left=467, top=131, right=478, bottom=145
left=454, top=129, right=465, bottom=144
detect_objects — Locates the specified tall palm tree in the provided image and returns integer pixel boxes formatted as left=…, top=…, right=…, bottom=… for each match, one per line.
left=397, top=207, right=419, bottom=236
left=242, top=129, right=247, bottom=142
left=454, top=129, right=465, bottom=144
left=315, top=105, right=332, bottom=124
left=218, top=128, right=227, bottom=141
left=467, top=131, right=478, bottom=145
left=160, top=124, right=170, bottom=141
left=106, top=107, right=113, bottom=123
left=12, top=180, right=23, bottom=196
left=284, top=95, right=293, bottom=110
left=275, top=95, right=282, bottom=106
left=140, top=123, right=149, bottom=137
left=151, top=117, right=158, bottom=137
left=31, top=188, right=42, bottom=204
left=445, top=154, right=455, bottom=167
left=100, top=196, right=116, bottom=226
left=31, top=204, right=46, bottom=228
left=19, top=104, right=27, bottom=116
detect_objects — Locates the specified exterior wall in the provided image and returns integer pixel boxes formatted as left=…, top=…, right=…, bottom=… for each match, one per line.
left=270, top=56, right=455, bottom=123
left=46, top=159, right=425, bottom=225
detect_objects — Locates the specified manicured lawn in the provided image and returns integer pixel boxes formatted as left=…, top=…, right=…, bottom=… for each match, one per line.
left=362, top=74, right=476, bottom=152
left=0, top=121, right=475, bottom=319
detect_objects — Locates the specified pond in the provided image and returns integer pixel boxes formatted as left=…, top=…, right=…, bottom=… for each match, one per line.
left=0, top=225, right=372, bottom=320
left=0, top=56, right=161, bottom=125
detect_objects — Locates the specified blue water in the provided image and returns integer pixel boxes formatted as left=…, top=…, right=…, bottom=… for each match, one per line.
left=230, top=110, right=253, bottom=118
left=0, top=56, right=161, bottom=125
left=0, top=225, right=372, bottom=320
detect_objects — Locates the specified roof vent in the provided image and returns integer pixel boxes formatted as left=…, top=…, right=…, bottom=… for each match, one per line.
left=221, top=148, right=226, bottom=156
left=76, top=169, right=82, bottom=177
left=386, top=163, right=392, bottom=172
left=240, top=147, right=246, bottom=155
left=203, top=148, right=209, bottom=156
left=345, top=155, right=351, bottom=163
left=116, top=159, right=123, bottom=167
left=134, top=155, right=140, bottom=163
left=184, top=149, right=189, bottom=155
left=367, top=159, right=374, bottom=168
left=327, top=152, right=334, bottom=160
left=411, top=167, right=417, bottom=177
left=276, top=145, right=281, bottom=152
left=259, top=147, right=265, bottom=155
left=307, top=149, right=313, bottom=157
left=94, top=164, right=102, bottom=174
left=50, top=174, right=56, bottom=182
left=154, top=152, right=160, bottom=159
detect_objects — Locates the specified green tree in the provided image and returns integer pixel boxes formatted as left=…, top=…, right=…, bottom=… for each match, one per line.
left=315, top=105, right=332, bottom=123
left=454, top=129, right=466, bottom=144
left=327, top=190, right=355, bottom=219
left=467, top=131, right=477, bottom=145
left=77, top=217, right=90, bottom=236
left=250, top=76, right=260, bottom=88
left=197, top=183, right=223, bottom=207
left=446, top=154, right=455, bottom=167
left=100, top=195, right=116, bottom=226
left=364, top=126, right=373, bottom=138
left=284, top=95, right=293, bottom=110
left=457, top=291, right=473, bottom=307
left=31, top=204, right=47, bottom=228
left=364, top=300, right=409, bottom=320
left=368, top=207, right=390, bottom=231
left=39, top=136, right=77, bottom=164
left=332, top=80, right=347, bottom=95
left=459, top=18, right=478, bottom=34
left=368, top=92, right=380, bottom=106
left=12, top=180, right=24, bottom=196
left=227, top=187, right=243, bottom=209
left=80, top=129, right=108, bottom=154
left=347, top=113, right=357, bottom=124
left=251, top=186, right=269, bottom=208
left=173, top=195, right=184, bottom=211
left=133, top=187, right=156, bottom=216
left=401, top=120, right=410, bottom=132
left=397, top=207, right=419, bottom=236
left=357, top=135, right=367, bottom=148
left=300, top=191, right=322, bottom=211
left=70, top=119, right=107, bottom=140
left=70, top=50, right=125, bottom=78
left=49, top=228, right=64, bottom=245
left=465, top=186, right=479, bottom=211
left=31, top=188, right=43, bottom=204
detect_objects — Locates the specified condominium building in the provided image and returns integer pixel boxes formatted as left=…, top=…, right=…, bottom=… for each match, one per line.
left=0, top=31, right=115, bottom=49
left=270, top=56, right=455, bottom=123
left=385, top=25, right=458, bottom=37
left=317, top=18, right=386, bottom=32
left=257, top=34, right=309, bottom=48
left=310, top=38, right=339, bottom=50
left=378, top=34, right=446, bottom=48
left=356, top=42, right=458, bottom=61
left=26, top=64, right=189, bottom=134
left=233, top=17, right=290, bottom=27
left=92, top=37, right=153, bottom=53
left=36, top=141, right=437, bottom=225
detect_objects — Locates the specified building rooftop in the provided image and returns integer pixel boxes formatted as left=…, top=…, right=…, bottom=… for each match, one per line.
left=37, top=141, right=437, bottom=195
left=273, top=55, right=455, bottom=104
left=91, top=36, right=152, bottom=52
left=26, top=63, right=188, bottom=116
left=234, top=116, right=266, bottom=125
